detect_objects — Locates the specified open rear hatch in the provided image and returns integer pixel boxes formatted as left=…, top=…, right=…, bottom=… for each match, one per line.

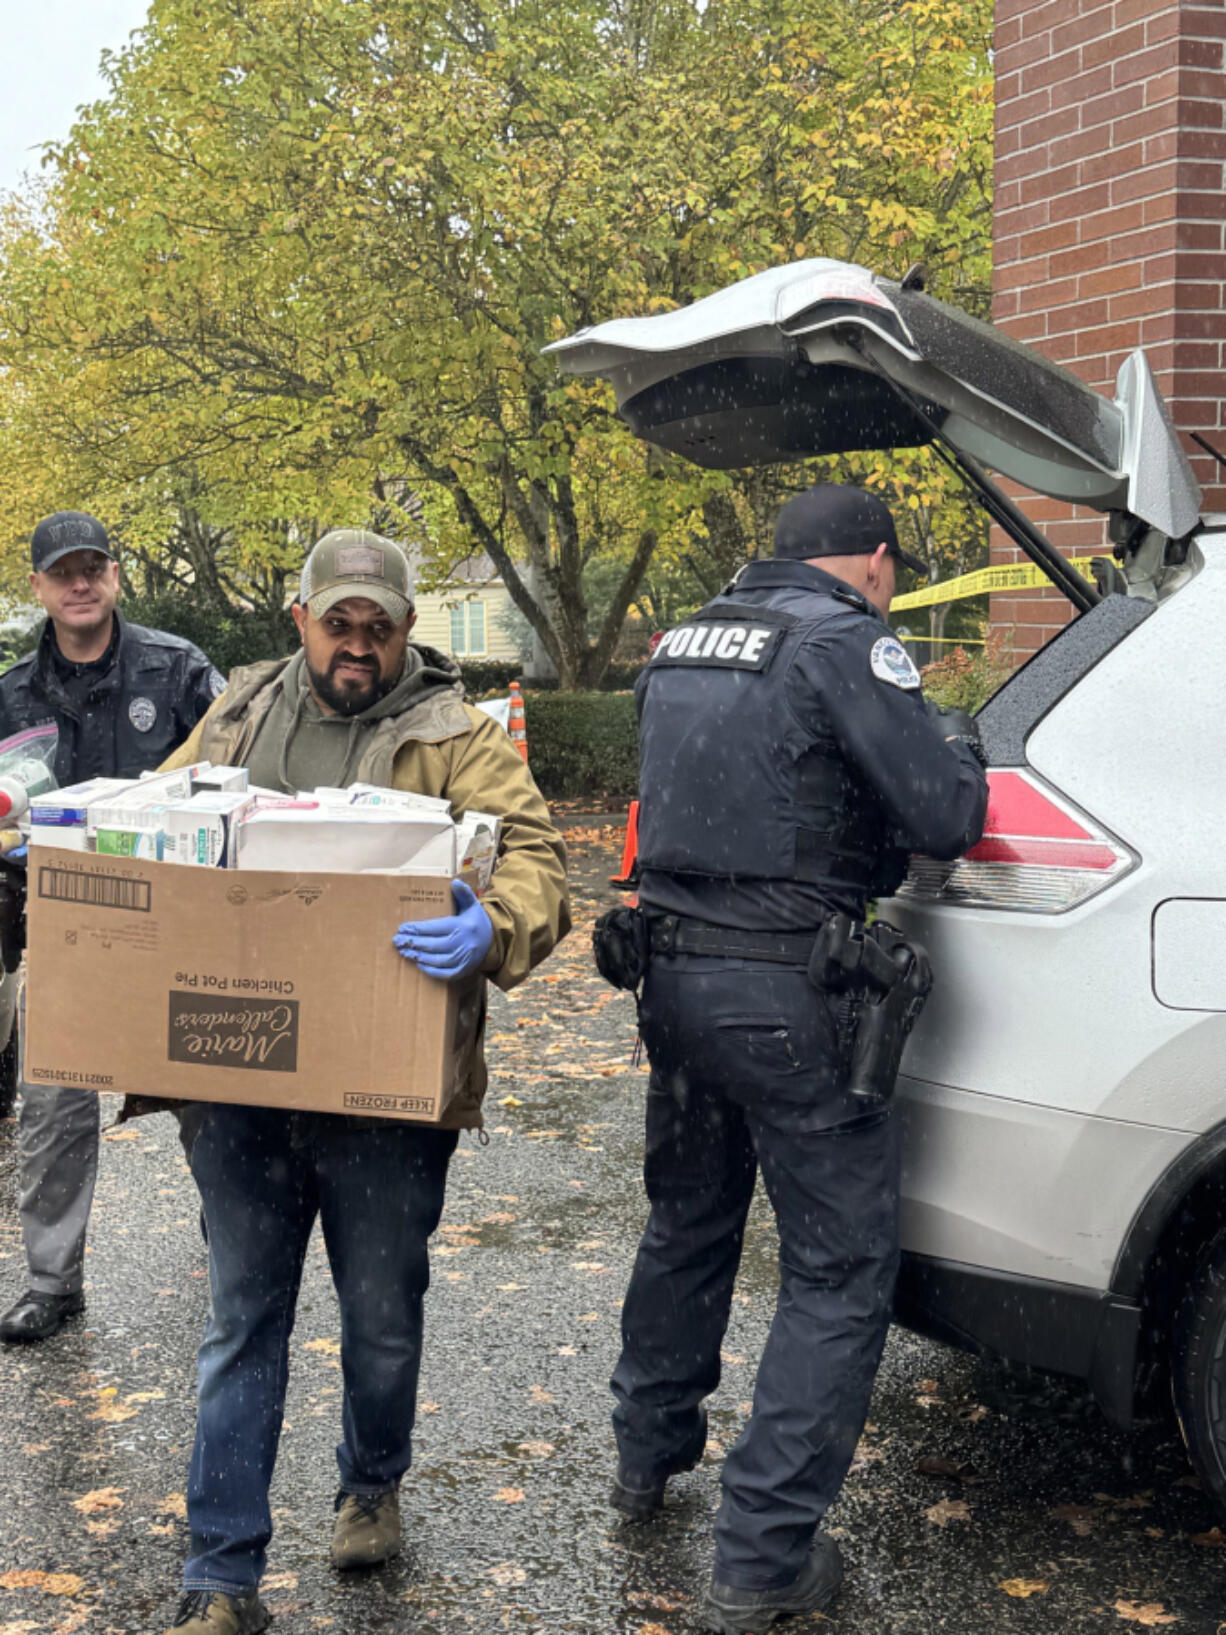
left=547, top=259, right=1202, bottom=606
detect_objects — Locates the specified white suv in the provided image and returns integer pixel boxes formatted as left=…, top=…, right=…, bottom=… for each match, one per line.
left=550, top=259, right=1226, bottom=1517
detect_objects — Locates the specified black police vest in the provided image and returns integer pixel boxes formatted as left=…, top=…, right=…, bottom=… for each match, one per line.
left=635, top=586, right=899, bottom=907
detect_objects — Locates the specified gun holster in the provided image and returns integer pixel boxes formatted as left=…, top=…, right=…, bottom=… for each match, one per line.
left=807, top=914, right=933, bottom=1103
left=592, top=904, right=650, bottom=995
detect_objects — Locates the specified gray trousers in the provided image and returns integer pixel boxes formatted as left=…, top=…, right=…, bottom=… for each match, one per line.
left=16, top=989, right=99, bottom=1297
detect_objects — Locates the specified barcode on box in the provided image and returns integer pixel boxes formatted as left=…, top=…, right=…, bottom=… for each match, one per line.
left=38, top=866, right=152, bottom=913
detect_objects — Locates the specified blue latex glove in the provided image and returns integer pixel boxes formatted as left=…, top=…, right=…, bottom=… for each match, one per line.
left=393, top=879, right=493, bottom=981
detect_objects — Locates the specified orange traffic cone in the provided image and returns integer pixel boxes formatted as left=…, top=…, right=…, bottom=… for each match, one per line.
left=610, top=799, right=640, bottom=889
left=508, top=681, right=528, bottom=763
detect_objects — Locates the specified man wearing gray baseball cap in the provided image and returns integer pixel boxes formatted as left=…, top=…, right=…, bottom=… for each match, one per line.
left=144, top=527, right=570, bottom=1635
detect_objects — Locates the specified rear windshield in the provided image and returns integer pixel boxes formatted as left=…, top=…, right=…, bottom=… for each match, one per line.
left=883, top=282, right=1121, bottom=473
left=976, top=594, right=1153, bottom=765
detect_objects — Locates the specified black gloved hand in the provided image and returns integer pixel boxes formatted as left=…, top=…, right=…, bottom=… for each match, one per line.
left=929, top=704, right=987, bottom=766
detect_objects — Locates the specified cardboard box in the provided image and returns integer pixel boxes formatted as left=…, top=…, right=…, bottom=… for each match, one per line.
left=193, top=765, right=250, bottom=794
left=24, top=847, right=479, bottom=1122
left=163, top=792, right=254, bottom=867
left=95, top=826, right=163, bottom=860
left=29, top=779, right=133, bottom=850
left=235, top=806, right=457, bottom=875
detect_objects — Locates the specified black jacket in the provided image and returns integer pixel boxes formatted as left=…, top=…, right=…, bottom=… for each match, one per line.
left=636, top=559, right=989, bottom=930
left=0, top=612, right=224, bottom=784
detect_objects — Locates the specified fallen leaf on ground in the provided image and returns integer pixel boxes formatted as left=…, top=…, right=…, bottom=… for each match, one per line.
left=20, top=1444, right=49, bottom=1457
left=925, top=1498, right=970, bottom=1527
left=0, top=1621, right=42, bottom=1634
left=419, top=1400, right=440, bottom=1416
left=487, top=1564, right=527, bottom=1587
left=1190, top=1526, right=1225, bottom=1547
left=85, top=1519, right=120, bottom=1538
left=304, top=1338, right=340, bottom=1355
left=999, top=1579, right=1049, bottom=1598
left=1113, top=1603, right=1178, bottom=1626
left=0, top=1571, right=85, bottom=1595
left=72, top=1487, right=125, bottom=1514
left=493, top=1487, right=525, bottom=1504
left=517, top=1441, right=555, bottom=1458
left=158, top=1495, right=187, bottom=1518
left=529, top=1385, right=554, bottom=1404
left=262, top=1573, right=298, bottom=1591
left=85, top=1398, right=139, bottom=1424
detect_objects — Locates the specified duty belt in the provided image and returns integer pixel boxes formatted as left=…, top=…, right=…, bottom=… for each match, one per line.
left=647, top=914, right=819, bottom=965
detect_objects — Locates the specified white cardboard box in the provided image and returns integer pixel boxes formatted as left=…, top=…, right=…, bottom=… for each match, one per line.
left=235, top=806, right=457, bottom=875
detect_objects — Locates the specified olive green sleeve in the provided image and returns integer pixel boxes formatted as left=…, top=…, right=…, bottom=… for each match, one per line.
left=400, top=710, right=570, bottom=991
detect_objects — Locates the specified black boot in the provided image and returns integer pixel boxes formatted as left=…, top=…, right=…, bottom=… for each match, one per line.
left=704, top=1534, right=844, bottom=1633
left=0, top=1289, right=85, bottom=1344
left=610, top=1409, right=707, bottom=1522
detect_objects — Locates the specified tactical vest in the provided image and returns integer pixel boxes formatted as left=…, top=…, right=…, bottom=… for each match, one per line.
left=635, top=575, right=901, bottom=910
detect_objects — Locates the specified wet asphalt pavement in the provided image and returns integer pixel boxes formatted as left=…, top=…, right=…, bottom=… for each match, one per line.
left=0, top=821, right=1223, bottom=1634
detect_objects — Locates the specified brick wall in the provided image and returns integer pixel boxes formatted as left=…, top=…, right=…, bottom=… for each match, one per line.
left=991, top=0, right=1226, bottom=656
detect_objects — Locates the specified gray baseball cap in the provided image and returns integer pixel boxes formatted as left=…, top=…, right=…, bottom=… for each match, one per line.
left=299, top=529, right=414, bottom=622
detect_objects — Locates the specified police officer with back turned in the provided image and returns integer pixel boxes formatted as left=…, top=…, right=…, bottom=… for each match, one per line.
left=601, top=483, right=989, bottom=1634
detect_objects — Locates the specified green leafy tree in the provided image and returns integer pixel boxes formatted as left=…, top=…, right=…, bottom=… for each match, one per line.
left=0, top=0, right=992, bottom=683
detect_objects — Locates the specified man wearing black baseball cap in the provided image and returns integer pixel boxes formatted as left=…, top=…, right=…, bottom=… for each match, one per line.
left=609, top=481, right=988, bottom=1633
left=771, top=481, right=927, bottom=604
left=0, top=510, right=224, bottom=1343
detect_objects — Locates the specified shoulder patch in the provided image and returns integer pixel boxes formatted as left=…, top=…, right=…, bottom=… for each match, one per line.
left=870, top=635, right=921, bottom=691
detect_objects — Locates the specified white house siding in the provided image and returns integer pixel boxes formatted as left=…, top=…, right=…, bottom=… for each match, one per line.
left=413, top=585, right=519, bottom=662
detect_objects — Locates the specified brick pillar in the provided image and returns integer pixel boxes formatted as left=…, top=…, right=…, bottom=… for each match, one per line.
left=991, top=0, right=1226, bottom=659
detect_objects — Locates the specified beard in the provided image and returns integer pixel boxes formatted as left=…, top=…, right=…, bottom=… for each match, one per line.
left=306, top=652, right=397, bottom=717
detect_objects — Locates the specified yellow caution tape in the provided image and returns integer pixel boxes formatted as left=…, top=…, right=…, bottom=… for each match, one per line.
left=893, top=555, right=1099, bottom=612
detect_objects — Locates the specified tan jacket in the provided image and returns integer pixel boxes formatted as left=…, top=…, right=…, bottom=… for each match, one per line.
left=153, top=659, right=571, bottom=1128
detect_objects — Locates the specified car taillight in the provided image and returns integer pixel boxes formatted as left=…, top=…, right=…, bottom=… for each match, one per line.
left=897, top=769, right=1135, bottom=913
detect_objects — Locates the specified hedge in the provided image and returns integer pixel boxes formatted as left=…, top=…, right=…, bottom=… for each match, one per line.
left=521, top=691, right=638, bottom=801
left=458, top=657, right=643, bottom=694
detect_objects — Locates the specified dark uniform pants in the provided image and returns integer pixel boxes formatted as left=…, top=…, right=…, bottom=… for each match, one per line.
left=611, top=956, right=900, bottom=1591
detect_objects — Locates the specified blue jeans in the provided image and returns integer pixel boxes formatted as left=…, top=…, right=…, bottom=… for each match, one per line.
left=183, top=1105, right=458, bottom=1594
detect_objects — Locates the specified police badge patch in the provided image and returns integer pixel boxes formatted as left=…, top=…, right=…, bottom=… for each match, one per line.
left=869, top=636, right=921, bottom=690
left=128, top=696, right=158, bottom=732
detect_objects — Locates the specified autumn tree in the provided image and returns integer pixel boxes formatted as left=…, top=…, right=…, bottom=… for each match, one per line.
left=0, top=0, right=992, bottom=685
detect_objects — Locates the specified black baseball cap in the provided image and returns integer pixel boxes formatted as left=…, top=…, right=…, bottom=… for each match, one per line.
left=31, top=511, right=115, bottom=573
left=773, top=484, right=925, bottom=575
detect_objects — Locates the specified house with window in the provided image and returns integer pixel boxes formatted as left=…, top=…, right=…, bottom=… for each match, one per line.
left=409, top=553, right=521, bottom=663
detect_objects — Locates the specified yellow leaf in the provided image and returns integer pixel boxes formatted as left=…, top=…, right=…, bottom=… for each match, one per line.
left=304, top=1338, right=341, bottom=1355
left=1114, top=1604, right=1178, bottom=1627
left=925, top=1498, right=970, bottom=1527
left=0, top=1571, right=85, bottom=1595
left=72, top=1487, right=125, bottom=1514
left=999, top=1579, right=1049, bottom=1598
left=158, top=1494, right=187, bottom=1518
